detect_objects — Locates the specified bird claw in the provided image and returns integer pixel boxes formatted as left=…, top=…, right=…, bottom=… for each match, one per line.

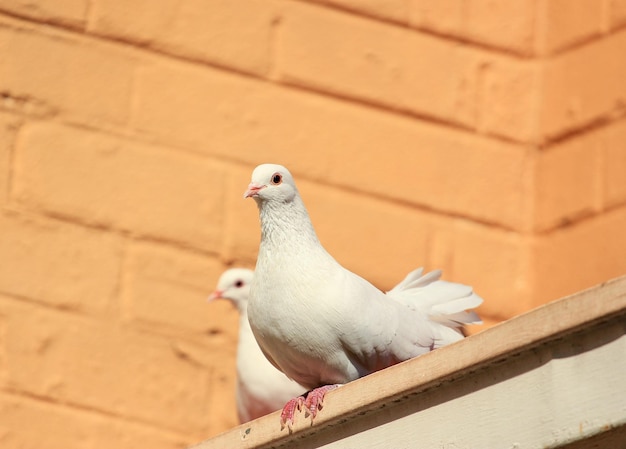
left=280, top=385, right=340, bottom=431
left=280, top=396, right=304, bottom=431
left=303, top=385, right=340, bottom=421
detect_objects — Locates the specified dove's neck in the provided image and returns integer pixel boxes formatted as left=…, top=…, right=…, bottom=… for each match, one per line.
left=237, top=305, right=253, bottom=337
left=234, top=299, right=248, bottom=316
left=258, top=195, right=325, bottom=255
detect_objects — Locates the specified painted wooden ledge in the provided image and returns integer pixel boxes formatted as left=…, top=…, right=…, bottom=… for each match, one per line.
left=191, top=276, right=626, bottom=449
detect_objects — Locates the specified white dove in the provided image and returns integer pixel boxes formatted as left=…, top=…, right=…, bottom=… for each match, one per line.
left=208, top=268, right=307, bottom=423
left=244, top=164, right=483, bottom=430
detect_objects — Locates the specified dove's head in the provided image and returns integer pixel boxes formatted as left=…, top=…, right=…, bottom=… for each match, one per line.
left=244, top=164, right=297, bottom=203
left=207, top=268, right=254, bottom=313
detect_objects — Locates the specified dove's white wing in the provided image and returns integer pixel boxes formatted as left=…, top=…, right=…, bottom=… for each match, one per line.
left=387, top=268, right=483, bottom=335
left=333, top=270, right=440, bottom=376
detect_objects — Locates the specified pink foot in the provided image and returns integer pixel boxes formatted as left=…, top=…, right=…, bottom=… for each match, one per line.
left=303, top=384, right=340, bottom=421
left=280, top=396, right=304, bottom=431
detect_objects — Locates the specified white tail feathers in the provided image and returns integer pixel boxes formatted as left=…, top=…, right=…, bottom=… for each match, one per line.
left=387, top=268, right=484, bottom=328
left=388, top=267, right=438, bottom=292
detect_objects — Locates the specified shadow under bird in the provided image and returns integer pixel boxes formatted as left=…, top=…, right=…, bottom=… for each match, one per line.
left=244, top=163, right=483, bottom=430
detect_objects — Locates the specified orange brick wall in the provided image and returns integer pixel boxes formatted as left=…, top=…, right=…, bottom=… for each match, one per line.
left=0, top=1, right=625, bottom=447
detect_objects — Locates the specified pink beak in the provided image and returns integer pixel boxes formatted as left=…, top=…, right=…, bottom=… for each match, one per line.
left=244, top=183, right=265, bottom=199
left=207, top=290, right=223, bottom=302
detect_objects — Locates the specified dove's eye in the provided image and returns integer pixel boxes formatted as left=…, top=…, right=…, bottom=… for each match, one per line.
left=271, top=173, right=282, bottom=185
left=234, top=280, right=244, bottom=288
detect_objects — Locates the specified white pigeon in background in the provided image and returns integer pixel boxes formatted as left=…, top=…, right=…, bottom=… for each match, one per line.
left=244, top=163, right=483, bottom=430
left=208, top=268, right=307, bottom=423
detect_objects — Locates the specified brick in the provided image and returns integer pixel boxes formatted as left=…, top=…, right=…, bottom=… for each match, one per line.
left=0, top=112, right=21, bottom=206
left=609, top=0, right=626, bottom=29
left=152, top=339, right=238, bottom=437
left=534, top=133, right=603, bottom=231
left=324, top=129, right=533, bottom=232
left=541, top=30, right=626, bottom=140
left=463, top=0, right=536, bottom=54
left=280, top=3, right=542, bottom=143
left=135, top=61, right=532, bottom=231
left=88, top=0, right=178, bottom=44
left=428, top=219, right=533, bottom=320
left=134, top=61, right=345, bottom=179
left=89, top=0, right=279, bottom=76
left=0, top=20, right=134, bottom=125
left=0, top=0, right=88, bottom=29
left=535, top=0, right=606, bottom=55
left=13, top=122, right=225, bottom=251
left=220, top=163, right=262, bottom=264
left=205, top=361, right=239, bottom=435
left=408, top=0, right=464, bottom=37
left=0, top=314, right=5, bottom=385
left=278, top=2, right=480, bottom=128
left=167, top=340, right=238, bottom=436
left=133, top=60, right=256, bottom=154
left=531, top=206, right=626, bottom=307
left=604, top=118, right=626, bottom=207
left=0, top=392, right=189, bottom=449
left=339, top=130, right=531, bottom=232
left=408, top=0, right=535, bottom=55
left=124, top=241, right=239, bottom=337
left=298, top=180, right=432, bottom=291
left=306, top=0, right=409, bottom=23
left=477, top=57, right=541, bottom=142
left=0, top=211, right=122, bottom=313
left=0, top=296, right=216, bottom=432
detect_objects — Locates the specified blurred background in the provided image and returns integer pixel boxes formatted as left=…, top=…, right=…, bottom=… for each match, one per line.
left=0, top=0, right=625, bottom=447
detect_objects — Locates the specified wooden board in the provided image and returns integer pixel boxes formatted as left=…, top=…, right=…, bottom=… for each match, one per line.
left=190, top=276, right=626, bottom=449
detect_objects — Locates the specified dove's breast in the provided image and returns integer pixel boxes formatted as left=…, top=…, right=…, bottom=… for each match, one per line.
left=248, top=256, right=360, bottom=388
